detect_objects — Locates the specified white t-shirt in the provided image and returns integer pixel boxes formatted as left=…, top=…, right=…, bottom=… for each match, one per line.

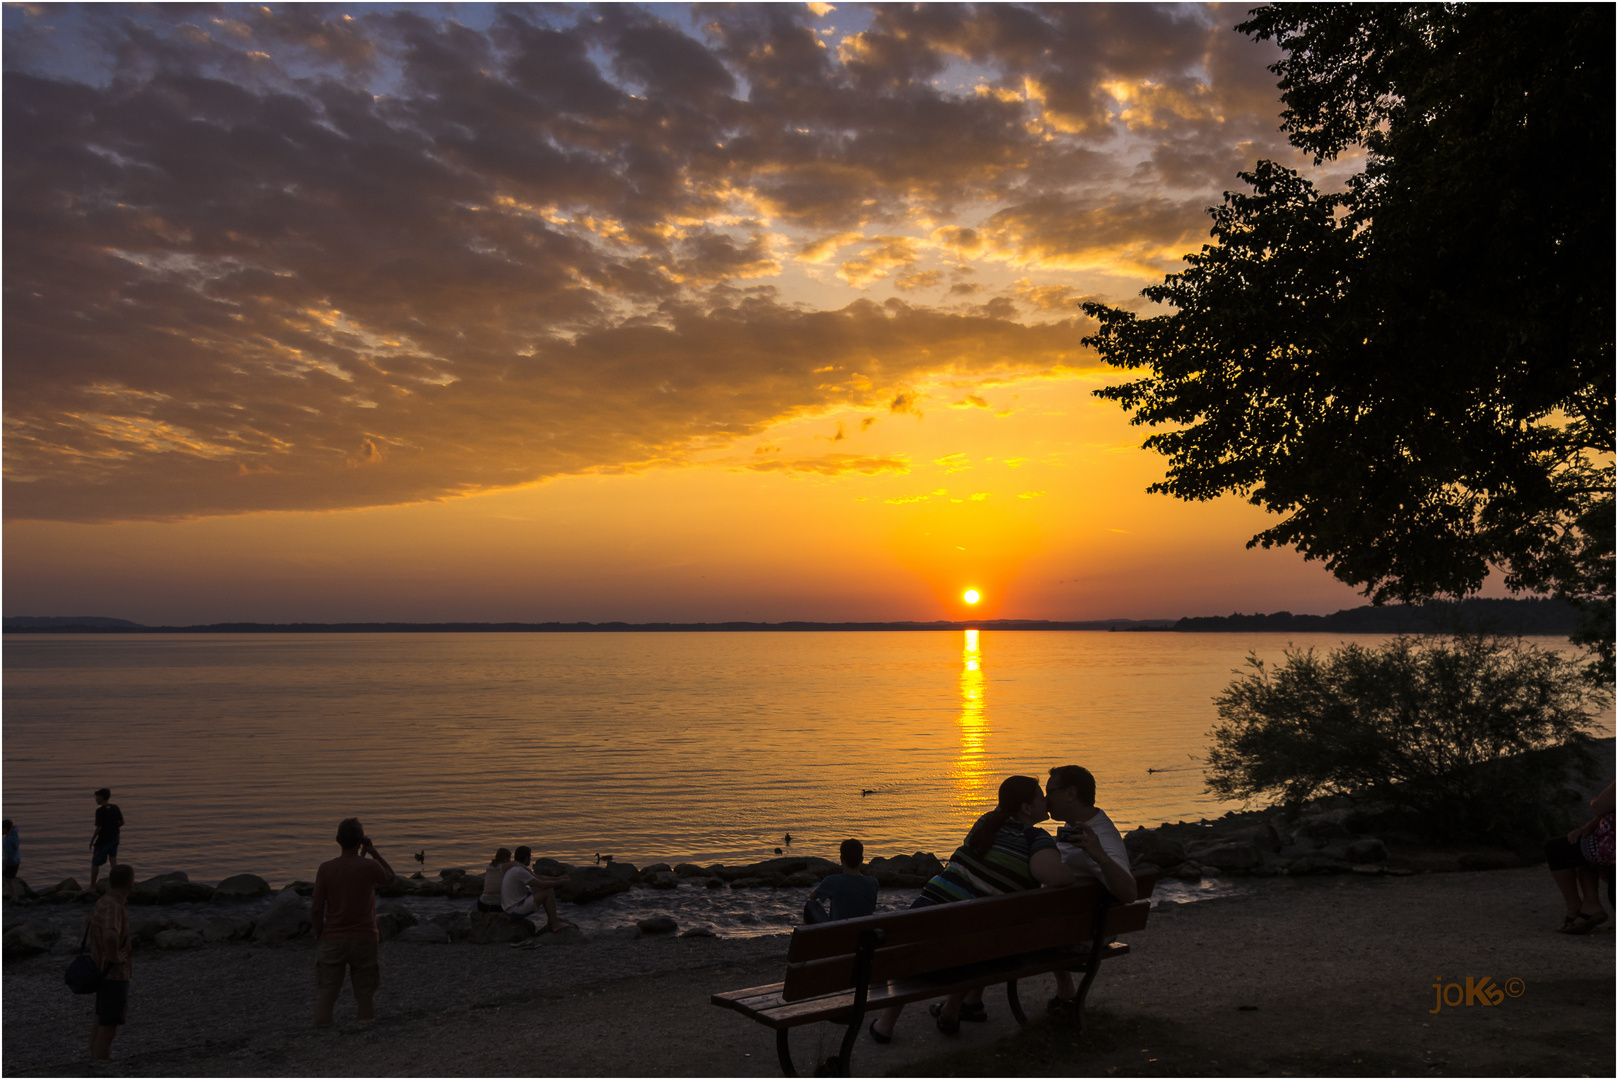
left=1055, top=808, right=1129, bottom=891
left=501, top=864, right=537, bottom=911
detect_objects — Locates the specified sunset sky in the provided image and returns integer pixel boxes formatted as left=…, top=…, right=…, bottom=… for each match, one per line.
left=3, top=2, right=1384, bottom=625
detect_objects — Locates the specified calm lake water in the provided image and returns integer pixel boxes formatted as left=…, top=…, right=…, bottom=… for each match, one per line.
left=3, top=631, right=1605, bottom=887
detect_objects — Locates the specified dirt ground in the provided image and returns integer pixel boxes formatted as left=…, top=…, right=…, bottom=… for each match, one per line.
left=3, top=865, right=1611, bottom=1076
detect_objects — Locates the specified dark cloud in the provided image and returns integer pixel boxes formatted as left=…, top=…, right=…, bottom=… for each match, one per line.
left=2, top=3, right=1286, bottom=522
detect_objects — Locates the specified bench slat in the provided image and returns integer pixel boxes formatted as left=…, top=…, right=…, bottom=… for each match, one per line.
left=713, top=942, right=1133, bottom=1029
left=781, top=898, right=1150, bottom=1001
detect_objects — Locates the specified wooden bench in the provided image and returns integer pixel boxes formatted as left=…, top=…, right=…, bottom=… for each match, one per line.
left=712, top=872, right=1156, bottom=1076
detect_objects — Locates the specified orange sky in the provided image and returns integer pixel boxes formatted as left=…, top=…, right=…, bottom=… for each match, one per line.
left=3, top=3, right=1379, bottom=624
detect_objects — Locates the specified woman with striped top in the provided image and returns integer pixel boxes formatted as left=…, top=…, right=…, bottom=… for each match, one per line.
left=869, top=775, right=1076, bottom=1042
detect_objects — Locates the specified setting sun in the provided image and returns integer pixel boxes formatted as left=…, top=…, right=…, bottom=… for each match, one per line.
left=963, top=589, right=981, bottom=605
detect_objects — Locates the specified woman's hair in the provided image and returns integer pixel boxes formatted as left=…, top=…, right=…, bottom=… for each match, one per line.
left=492, top=847, right=511, bottom=866
left=963, top=775, right=1042, bottom=858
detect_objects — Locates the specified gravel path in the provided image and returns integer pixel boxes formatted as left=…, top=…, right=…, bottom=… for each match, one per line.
left=3, top=866, right=1612, bottom=1076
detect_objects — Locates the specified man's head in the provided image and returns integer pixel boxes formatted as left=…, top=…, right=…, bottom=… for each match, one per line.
left=94, top=788, right=111, bottom=804
left=108, top=864, right=135, bottom=893
left=1046, top=765, right=1097, bottom=821
left=839, top=838, right=864, bottom=869
left=335, top=818, right=365, bottom=850
left=513, top=845, right=532, bottom=865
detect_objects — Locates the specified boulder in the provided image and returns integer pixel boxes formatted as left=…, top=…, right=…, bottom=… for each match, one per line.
left=783, top=871, right=817, bottom=888
left=438, top=868, right=470, bottom=882
left=452, top=877, right=483, bottom=899
left=748, top=857, right=809, bottom=877
left=253, top=889, right=312, bottom=943
left=396, top=923, right=451, bottom=944
left=673, top=863, right=710, bottom=878
left=1287, top=853, right=1352, bottom=875
left=432, top=912, right=473, bottom=942
left=638, top=863, right=673, bottom=881
left=52, top=877, right=83, bottom=896
left=2, top=921, right=60, bottom=958
left=212, top=874, right=272, bottom=900
left=1346, top=838, right=1389, bottom=864
left=374, top=875, right=412, bottom=898
left=464, top=910, right=533, bottom=945
left=1185, top=839, right=1262, bottom=871
left=648, top=871, right=679, bottom=890
left=1221, top=822, right=1283, bottom=854
left=376, top=903, right=418, bottom=941
left=636, top=916, right=678, bottom=935
left=157, top=881, right=218, bottom=905
left=603, top=861, right=638, bottom=883
left=409, top=879, right=451, bottom=897
left=130, top=871, right=187, bottom=905
left=866, top=853, right=944, bottom=888
left=557, top=865, right=632, bottom=904
left=285, top=880, right=315, bottom=896
left=1125, top=828, right=1187, bottom=869
left=533, top=858, right=572, bottom=878
left=1296, top=818, right=1356, bottom=846
left=131, top=917, right=167, bottom=945
left=703, top=878, right=724, bottom=889
left=680, top=927, right=718, bottom=938
left=155, top=928, right=206, bottom=950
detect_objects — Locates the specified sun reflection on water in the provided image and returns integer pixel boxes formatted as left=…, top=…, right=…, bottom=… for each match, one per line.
left=953, top=628, right=990, bottom=805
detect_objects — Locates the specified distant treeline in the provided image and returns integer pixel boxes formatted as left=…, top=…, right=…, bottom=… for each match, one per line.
left=1170, top=597, right=1580, bottom=635
left=2, top=598, right=1580, bottom=635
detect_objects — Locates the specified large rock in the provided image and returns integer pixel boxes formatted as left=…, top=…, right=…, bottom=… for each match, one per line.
left=603, top=861, right=638, bottom=883
left=408, top=879, right=451, bottom=897
left=253, top=888, right=311, bottom=943
left=1185, top=839, right=1262, bottom=871
left=648, top=871, right=679, bottom=890
left=376, top=902, right=418, bottom=941
left=866, top=853, right=943, bottom=888
left=131, top=916, right=167, bottom=945
left=1125, top=828, right=1187, bottom=869
left=430, top=911, right=473, bottom=942
left=673, top=863, right=711, bottom=878
left=533, top=858, right=573, bottom=878
left=157, top=881, right=217, bottom=905
left=155, top=928, right=206, bottom=950
left=1296, top=818, right=1357, bottom=846
left=2, top=921, right=60, bottom=958
left=452, top=877, right=483, bottom=899
left=1346, top=838, right=1389, bottom=864
left=464, top=910, right=533, bottom=945
left=557, top=865, right=632, bottom=903
left=52, top=878, right=83, bottom=896
left=638, top=863, right=673, bottom=881
left=374, top=874, right=413, bottom=898
left=202, top=915, right=255, bottom=943
left=212, top=874, right=272, bottom=900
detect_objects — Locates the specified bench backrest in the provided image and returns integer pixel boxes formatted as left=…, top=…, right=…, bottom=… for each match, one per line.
left=780, top=872, right=1157, bottom=1002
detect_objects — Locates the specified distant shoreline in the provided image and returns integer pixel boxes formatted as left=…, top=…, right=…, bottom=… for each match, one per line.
left=1, top=597, right=1583, bottom=635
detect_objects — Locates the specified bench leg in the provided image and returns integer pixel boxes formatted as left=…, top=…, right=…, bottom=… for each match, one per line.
left=776, top=1029, right=798, bottom=1077
left=1006, top=978, right=1027, bottom=1025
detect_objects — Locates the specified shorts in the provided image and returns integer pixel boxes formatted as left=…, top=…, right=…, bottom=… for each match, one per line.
left=95, top=979, right=129, bottom=1026
left=475, top=899, right=502, bottom=914
left=91, top=840, right=119, bottom=867
left=315, top=937, right=380, bottom=999
left=504, top=896, right=539, bottom=921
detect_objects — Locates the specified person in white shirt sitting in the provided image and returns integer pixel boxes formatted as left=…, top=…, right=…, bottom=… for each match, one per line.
left=1045, top=765, right=1136, bottom=1013
left=500, top=846, right=576, bottom=933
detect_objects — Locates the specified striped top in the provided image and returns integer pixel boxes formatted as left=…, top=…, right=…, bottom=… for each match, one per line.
left=918, top=816, right=1058, bottom=904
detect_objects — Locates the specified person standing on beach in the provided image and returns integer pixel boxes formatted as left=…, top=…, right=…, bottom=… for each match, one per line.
left=500, top=846, right=576, bottom=933
left=311, top=818, right=394, bottom=1027
left=89, top=788, right=123, bottom=890
left=87, top=863, right=134, bottom=1061
left=1046, top=765, right=1136, bottom=1013
left=803, top=838, right=878, bottom=923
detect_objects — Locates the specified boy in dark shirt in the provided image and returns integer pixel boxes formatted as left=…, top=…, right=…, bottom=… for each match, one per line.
left=89, top=789, right=124, bottom=889
left=803, top=838, right=879, bottom=924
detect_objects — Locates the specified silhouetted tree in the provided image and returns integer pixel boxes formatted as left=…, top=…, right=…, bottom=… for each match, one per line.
left=1084, top=4, right=1614, bottom=679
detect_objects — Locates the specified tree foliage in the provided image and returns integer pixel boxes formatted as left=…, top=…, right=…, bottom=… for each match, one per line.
left=1206, top=635, right=1605, bottom=841
left=1083, top=4, right=1614, bottom=680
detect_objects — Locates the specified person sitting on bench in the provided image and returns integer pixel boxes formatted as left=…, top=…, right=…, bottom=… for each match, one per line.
left=500, top=846, right=576, bottom=933
left=803, top=838, right=879, bottom=924
left=869, top=775, right=1075, bottom=1042
left=1046, top=764, right=1136, bottom=1012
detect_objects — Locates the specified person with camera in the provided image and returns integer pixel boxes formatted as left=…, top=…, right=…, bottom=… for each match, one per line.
left=86, top=863, right=134, bottom=1060
left=311, top=818, right=394, bottom=1027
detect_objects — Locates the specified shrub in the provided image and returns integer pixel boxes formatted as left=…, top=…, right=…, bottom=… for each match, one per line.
left=1205, top=635, right=1607, bottom=842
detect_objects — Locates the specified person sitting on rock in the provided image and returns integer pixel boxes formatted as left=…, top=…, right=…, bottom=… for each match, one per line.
left=1546, top=780, right=1614, bottom=935
left=803, top=838, right=879, bottom=924
left=1045, top=764, right=1136, bottom=1013
left=500, top=846, right=576, bottom=933
left=476, top=848, right=513, bottom=914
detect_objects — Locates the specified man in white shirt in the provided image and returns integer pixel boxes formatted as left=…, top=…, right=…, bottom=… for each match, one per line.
left=1046, top=765, right=1137, bottom=1011
left=500, top=846, right=575, bottom=933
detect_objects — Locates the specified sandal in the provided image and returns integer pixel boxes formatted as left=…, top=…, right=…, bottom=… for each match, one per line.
left=928, top=1002, right=961, bottom=1035
left=1566, top=911, right=1608, bottom=935
left=868, top=1019, right=891, bottom=1045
